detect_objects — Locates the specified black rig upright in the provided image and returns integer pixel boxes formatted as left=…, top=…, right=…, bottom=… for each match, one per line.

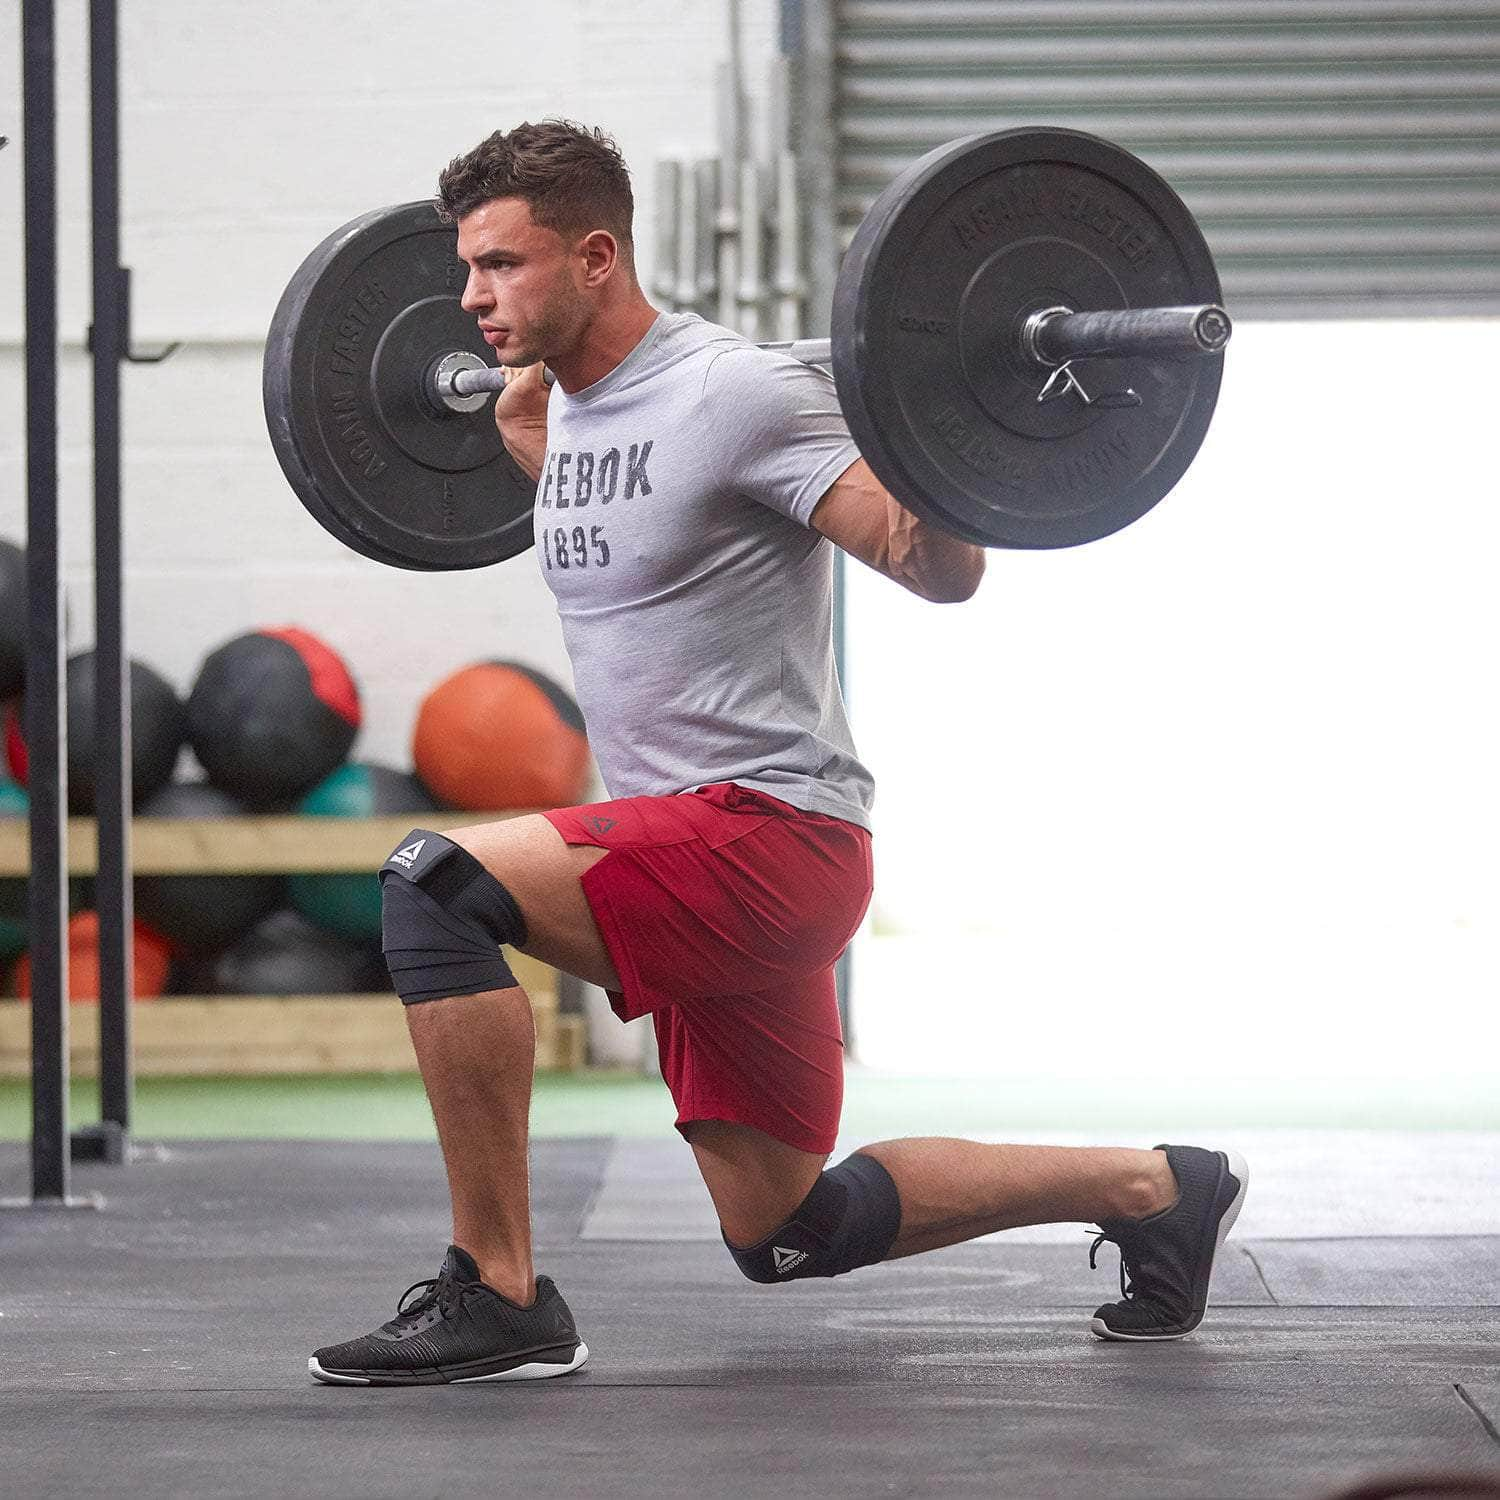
left=77, top=0, right=136, bottom=1166
left=14, top=0, right=79, bottom=1207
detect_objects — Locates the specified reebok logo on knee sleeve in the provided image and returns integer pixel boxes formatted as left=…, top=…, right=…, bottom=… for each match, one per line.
left=724, top=1152, right=902, bottom=1283
left=386, top=837, right=427, bottom=871
left=379, top=828, right=529, bottom=1006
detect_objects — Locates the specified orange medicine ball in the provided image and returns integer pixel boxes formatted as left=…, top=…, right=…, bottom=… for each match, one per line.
left=412, top=661, right=592, bottom=811
left=15, top=911, right=172, bottom=1001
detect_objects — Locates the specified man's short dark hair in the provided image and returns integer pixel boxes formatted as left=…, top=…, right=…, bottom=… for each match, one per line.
left=437, top=120, right=634, bottom=252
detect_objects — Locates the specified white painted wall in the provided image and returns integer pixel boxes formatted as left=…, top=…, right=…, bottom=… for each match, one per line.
left=0, top=1, right=783, bottom=342
left=847, top=319, right=1500, bottom=1112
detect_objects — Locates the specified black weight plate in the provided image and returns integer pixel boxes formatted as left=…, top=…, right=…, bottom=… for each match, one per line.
left=831, top=128, right=1223, bottom=550
left=263, top=201, right=536, bottom=571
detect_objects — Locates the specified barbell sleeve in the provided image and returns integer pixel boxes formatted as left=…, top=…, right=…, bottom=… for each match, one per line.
left=446, top=362, right=510, bottom=399
left=441, top=302, right=1231, bottom=406
left=1023, top=304, right=1231, bottom=367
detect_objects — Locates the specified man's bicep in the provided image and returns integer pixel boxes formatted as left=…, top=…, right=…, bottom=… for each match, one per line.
left=809, top=457, right=901, bottom=580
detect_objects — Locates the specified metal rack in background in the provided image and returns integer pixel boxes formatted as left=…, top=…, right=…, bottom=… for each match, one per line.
left=650, top=63, right=806, bottom=341
left=9, top=0, right=141, bottom=1211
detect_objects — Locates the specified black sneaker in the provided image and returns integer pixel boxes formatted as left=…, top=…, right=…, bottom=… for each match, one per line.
left=1087, top=1144, right=1249, bottom=1341
left=309, top=1245, right=589, bottom=1385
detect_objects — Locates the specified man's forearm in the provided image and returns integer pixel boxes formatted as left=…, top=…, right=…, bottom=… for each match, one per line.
left=503, top=433, right=546, bottom=485
left=887, top=494, right=986, bottom=604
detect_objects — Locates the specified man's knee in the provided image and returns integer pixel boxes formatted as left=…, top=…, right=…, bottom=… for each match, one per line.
left=723, top=1151, right=902, bottom=1283
left=378, top=828, right=528, bottom=1006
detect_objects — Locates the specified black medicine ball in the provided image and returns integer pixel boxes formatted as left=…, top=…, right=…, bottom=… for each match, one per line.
left=5, top=652, right=186, bottom=814
left=186, top=627, right=361, bottom=809
left=133, top=781, right=285, bottom=955
left=188, top=908, right=389, bottom=997
left=0, top=539, right=27, bottom=700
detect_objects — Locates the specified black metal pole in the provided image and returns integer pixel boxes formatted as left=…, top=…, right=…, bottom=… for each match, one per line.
left=89, top=0, right=134, bottom=1161
left=22, top=0, right=71, bottom=1203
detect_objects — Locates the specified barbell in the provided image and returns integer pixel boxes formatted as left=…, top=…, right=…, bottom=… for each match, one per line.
left=429, top=303, right=1229, bottom=409
left=263, top=127, right=1229, bottom=570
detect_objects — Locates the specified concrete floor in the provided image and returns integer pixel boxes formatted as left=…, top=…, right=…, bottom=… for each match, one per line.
left=1, top=1134, right=1497, bottom=1498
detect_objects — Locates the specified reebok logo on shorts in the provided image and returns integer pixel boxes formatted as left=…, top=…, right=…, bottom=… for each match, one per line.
left=387, top=839, right=426, bottom=871
left=773, top=1246, right=808, bottom=1275
left=587, top=816, right=617, bottom=835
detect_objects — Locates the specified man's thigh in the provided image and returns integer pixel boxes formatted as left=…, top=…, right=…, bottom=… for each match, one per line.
left=683, top=1119, right=828, bottom=1247
left=446, top=814, right=622, bottom=991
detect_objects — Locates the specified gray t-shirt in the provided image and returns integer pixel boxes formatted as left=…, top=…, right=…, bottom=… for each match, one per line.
left=532, top=311, right=875, bottom=831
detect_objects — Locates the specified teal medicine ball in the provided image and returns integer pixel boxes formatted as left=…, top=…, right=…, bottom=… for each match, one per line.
left=0, top=777, right=29, bottom=957
left=0, top=777, right=87, bottom=958
left=288, top=762, right=438, bottom=941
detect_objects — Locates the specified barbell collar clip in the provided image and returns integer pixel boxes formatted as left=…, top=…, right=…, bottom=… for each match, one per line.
left=427, top=350, right=492, bottom=415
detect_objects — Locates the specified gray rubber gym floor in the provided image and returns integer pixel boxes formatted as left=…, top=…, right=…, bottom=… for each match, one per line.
left=2, top=1132, right=1498, bottom=1498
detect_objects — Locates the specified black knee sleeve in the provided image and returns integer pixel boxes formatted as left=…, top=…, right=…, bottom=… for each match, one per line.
left=378, top=829, right=529, bottom=1006
left=724, top=1151, right=902, bottom=1283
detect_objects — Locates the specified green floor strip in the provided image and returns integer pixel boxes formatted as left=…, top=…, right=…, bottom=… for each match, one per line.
left=1, top=1068, right=1494, bottom=1142
left=0, top=1072, right=671, bottom=1142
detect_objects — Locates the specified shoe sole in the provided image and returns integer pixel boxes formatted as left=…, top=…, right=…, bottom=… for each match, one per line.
left=1089, top=1149, right=1249, bottom=1343
left=308, top=1341, right=589, bottom=1386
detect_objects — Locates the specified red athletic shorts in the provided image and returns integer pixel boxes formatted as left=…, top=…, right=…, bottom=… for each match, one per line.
left=542, top=782, right=873, bottom=1156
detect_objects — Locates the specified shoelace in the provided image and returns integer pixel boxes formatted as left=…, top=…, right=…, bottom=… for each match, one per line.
left=1087, top=1225, right=1142, bottom=1304
left=395, top=1271, right=465, bottom=1323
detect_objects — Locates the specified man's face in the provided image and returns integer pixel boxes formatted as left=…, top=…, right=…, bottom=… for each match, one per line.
left=456, top=197, right=588, bottom=366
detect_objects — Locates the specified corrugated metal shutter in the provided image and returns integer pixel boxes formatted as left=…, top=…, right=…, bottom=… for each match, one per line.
left=834, top=0, right=1500, bottom=317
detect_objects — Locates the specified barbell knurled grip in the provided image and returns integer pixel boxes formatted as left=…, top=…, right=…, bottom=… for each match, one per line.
left=756, top=337, right=833, bottom=366
left=447, top=337, right=835, bottom=401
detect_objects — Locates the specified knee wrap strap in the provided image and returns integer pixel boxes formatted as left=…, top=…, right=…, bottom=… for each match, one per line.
left=378, top=829, right=529, bottom=1006
left=724, top=1151, right=902, bottom=1284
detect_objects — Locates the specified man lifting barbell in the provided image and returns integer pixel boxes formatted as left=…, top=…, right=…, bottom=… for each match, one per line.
left=287, top=119, right=1247, bottom=1387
